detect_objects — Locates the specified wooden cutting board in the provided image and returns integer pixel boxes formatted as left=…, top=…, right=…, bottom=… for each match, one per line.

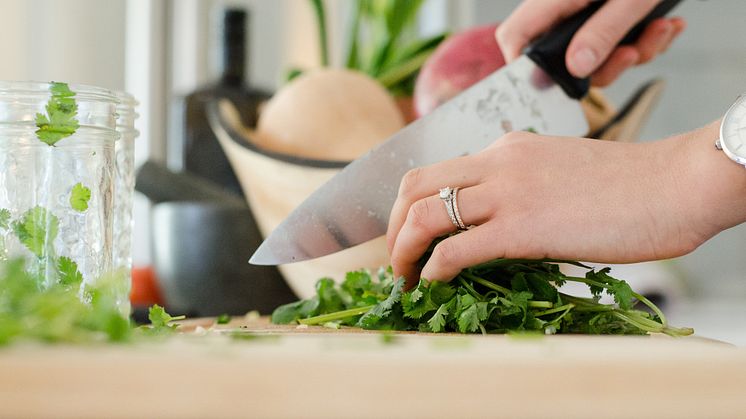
left=1, top=317, right=745, bottom=419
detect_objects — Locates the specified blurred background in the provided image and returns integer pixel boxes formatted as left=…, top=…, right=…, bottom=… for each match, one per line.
left=0, top=0, right=744, bottom=341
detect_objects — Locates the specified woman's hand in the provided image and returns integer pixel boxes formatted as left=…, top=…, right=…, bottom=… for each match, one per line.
left=386, top=122, right=746, bottom=287
left=496, top=0, right=686, bottom=86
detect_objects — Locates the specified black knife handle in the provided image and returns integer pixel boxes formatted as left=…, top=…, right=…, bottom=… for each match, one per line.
left=525, top=0, right=681, bottom=99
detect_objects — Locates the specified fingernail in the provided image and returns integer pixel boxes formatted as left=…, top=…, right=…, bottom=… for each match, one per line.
left=571, top=48, right=598, bottom=77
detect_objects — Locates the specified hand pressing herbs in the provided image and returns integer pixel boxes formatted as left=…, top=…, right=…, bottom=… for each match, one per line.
left=272, top=259, right=693, bottom=336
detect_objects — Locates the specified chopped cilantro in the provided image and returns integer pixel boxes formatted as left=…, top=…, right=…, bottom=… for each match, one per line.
left=57, top=256, right=83, bottom=289
left=147, top=304, right=186, bottom=331
left=69, top=183, right=91, bottom=212
left=35, top=82, right=80, bottom=146
left=12, top=206, right=59, bottom=258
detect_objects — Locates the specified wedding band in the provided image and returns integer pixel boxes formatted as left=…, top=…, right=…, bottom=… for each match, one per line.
left=451, top=187, right=467, bottom=230
left=439, top=187, right=466, bottom=231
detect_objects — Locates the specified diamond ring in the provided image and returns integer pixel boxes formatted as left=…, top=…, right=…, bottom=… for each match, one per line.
left=439, top=187, right=466, bottom=231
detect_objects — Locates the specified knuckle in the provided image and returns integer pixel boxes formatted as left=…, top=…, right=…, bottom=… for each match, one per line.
left=494, top=132, right=534, bottom=156
left=390, top=254, right=406, bottom=271
left=430, top=241, right=458, bottom=268
left=407, top=199, right=432, bottom=232
left=581, top=30, right=617, bottom=56
left=495, top=25, right=510, bottom=48
left=399, top=167, right=424, bottom=199
left=502, top=130, right=529, bottom=143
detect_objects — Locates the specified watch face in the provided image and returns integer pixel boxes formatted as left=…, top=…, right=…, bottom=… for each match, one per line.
left=721, top=95, right=746, bottom=164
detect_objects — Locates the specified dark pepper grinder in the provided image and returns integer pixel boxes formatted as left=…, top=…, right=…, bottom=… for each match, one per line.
left=180, top=8, right=271, bottom=197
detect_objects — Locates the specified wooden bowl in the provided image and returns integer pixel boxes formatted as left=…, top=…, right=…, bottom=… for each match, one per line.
left=208, top=100, right=394, bottom=298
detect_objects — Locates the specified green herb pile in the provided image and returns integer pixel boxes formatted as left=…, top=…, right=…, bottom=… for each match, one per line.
left=272, top=259, right=693, bottom=336
left=0, top=257, right=183, bottom=345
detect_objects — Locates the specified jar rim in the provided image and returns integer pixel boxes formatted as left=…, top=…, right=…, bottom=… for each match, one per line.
left=0, top=80, right=120, bottom=104
left=112, top=90, right=139, bottom=108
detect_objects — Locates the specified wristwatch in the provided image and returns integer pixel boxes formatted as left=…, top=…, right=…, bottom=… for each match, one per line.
left=716, top=94, right=746, bottom=167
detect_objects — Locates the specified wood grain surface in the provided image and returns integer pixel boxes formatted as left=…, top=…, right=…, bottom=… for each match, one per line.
left=1, top=317, right=744, bottom=419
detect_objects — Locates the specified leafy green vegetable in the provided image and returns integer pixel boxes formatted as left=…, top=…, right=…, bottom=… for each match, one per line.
left=57, top=256, right=83, bottom=289
left=358, top=277, right=404, bottom=329
left=0, top=255, right=192, bottom=346
left=0, top=258, right=132, bottom=345
left=216, top=314, right=231, bottom=325
left=146, top=304, right=186, bottom=332
left=70, top=183, right=91, bottom=212
left=12, top=206, right=59, bottom=259
left=34, top=82, right=80, bottom=146
left=303, top=0, right=447, bottom=96
left=272, top=257, right=693, bottom=337
left=310, top=0, right=329, bottom=66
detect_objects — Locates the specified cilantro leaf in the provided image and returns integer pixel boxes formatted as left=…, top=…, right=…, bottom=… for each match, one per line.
left=609, top=279, right=634, bottom=310
left=70, top=183, right=91, bottom=212
left=358, top=278, right=404, bottom=328
left=427, top=299, right=454, bottom=333
left=342, top=269, right=372, bottom=299
left=57, top=256, right=83, bottom=289
left=146, top=304, right=185, bottom=333
left=316, top=277, right=344, bottom=313
left=586, top=267, right=634, bottom=310
left=401, top=279, right=436, bottom=319
left=456, top=294, right=489, bottom=333
left=271, top=298, right=320, bottom=324
left=12, top=206, right=59, bottom=258
left=35, top=82, right=80, bottom=146
left=402, top=279, right=456, bottom=320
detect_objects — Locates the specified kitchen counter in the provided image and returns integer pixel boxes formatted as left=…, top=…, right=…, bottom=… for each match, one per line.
left=1, top=317, right=745, bottom=419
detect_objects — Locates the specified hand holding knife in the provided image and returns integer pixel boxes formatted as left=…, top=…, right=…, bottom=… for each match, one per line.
left=251, top=0, right=681, bottom=267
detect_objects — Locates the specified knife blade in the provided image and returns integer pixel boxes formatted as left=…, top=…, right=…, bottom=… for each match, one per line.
left=251, top=0, right=680, bottom=266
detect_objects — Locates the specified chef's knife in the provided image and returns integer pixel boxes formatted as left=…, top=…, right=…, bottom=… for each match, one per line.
left=251, top=0, right=681, bottom=265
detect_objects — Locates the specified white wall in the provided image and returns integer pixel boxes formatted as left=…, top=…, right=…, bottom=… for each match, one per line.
left=0, top=0, right=126, bottom=89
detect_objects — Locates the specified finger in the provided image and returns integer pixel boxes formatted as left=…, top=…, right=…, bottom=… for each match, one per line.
left=659, top=17, right=687, bottom=53
left=591, top=16, right=684, bottom=86
left=386, top=156, right=483, bottom=254
left=634, top=18, right=673, bottom=64
left=496, top=0, right=592, bottom=62
left=590, top=47, right=639, bottom=87
left=420, top=222, right=507, bottom=282
left=566, top=0, right=660, bottom=78
left=390, top=187, right=493, bottom=287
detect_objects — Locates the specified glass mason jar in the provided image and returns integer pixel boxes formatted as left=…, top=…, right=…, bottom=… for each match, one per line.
left=112, top=91, right=139, bottom=316
left=0, top=81, right=121, bottom=307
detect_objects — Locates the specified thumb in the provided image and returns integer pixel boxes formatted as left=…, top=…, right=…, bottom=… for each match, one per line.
left=566, top=0, right=660, bottom=78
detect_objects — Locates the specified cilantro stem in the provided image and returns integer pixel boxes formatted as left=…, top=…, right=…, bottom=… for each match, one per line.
left=534, top=303, right=575, bottom=317
left=457, top=276, right=484, bottom=300
left=558, top=294, right=613, bottom=313
left=562, top=276, right=667, bottom=325
left=631, top=291, right=667, bottom=326
left=461, top=272, right=511, bottom=295
left=298, top=305, right=375, bottom=326
left=528, top=301, right=553, bottom=308
left=612, top=311, right=660, bottom=333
